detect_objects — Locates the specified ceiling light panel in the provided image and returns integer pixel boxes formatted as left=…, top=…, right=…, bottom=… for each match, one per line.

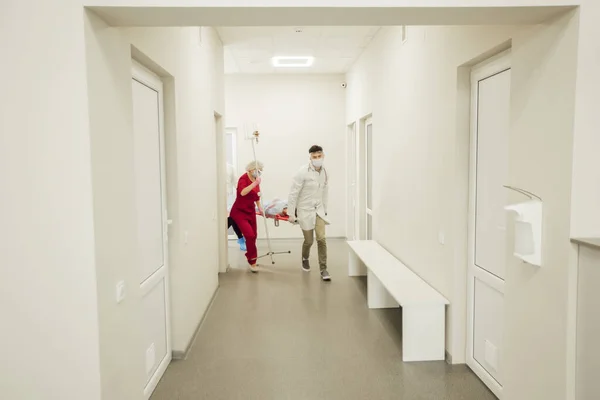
left=271, top=56, right=314, bottom=68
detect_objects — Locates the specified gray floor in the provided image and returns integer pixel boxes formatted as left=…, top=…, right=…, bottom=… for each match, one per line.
left=151, top=239, right=496, bottom=400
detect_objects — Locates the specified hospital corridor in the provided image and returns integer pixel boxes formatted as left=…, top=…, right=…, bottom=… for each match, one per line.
left=3, top=2, right=600, bottom=400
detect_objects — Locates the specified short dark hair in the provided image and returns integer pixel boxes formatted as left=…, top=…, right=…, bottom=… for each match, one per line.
left=309, top=145, right=323, bottom=154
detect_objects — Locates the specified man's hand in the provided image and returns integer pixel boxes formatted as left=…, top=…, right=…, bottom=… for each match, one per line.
left=288, top=214, right=296, bottom=223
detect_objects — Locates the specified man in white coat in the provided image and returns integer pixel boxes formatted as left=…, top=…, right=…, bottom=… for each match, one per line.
left=288, top=145, right=331, bottom=281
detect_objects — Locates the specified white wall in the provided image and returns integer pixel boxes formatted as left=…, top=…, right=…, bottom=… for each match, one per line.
left=84, top=11, right=224, bottom=399
left=570, top=1, right=600, bottom=237
left=225, top=75, right=347, bottom=239
left=504, top=12, right=578, bottom=400
left=0, top=1, right=103, bottom=400
left=346, top=24, right=521, bottom=362
left=575, top=243, right=600, bottom=400
left=346, top=11, right=579, bottom=399
left=84, top=13, right=145, bottom=399
left=124, top=26, right=224, bottom=354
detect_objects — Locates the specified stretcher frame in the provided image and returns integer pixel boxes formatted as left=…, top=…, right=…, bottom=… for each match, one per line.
left=255, top=211, right=295, bottom=227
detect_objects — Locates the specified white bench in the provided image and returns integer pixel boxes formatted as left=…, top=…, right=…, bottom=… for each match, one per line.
left=347, top=240, right=450, bottom=362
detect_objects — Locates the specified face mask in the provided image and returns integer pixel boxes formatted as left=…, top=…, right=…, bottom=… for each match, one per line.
left=252, top=170, right=262, bottom=178
left=311, top=159, right=324, bottom=168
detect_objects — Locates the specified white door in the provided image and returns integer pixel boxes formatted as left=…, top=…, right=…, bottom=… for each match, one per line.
left=225, top=128, right=238, bottom=240
left=365, top=118, right=373, bottom=240
left=131, top=62, right=171, bottom=399
left=346, top=123, right=357, bottom=240
left=467, top=50, right=511, bottom=399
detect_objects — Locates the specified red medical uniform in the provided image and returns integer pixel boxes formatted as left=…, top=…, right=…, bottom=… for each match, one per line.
left=230, top=173, right=260, bottom=265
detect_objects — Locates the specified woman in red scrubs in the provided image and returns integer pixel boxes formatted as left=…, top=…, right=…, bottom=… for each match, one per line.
left=230, top=160, right=264, bottom=272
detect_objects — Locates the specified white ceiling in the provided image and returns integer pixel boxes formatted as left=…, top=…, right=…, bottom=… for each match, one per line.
left=216, top=27, right=381, bottom=74
left=89, top=5, right=573, bottom=28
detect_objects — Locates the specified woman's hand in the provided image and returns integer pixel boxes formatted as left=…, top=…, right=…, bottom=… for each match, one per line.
left=255, top=201, right=264, bottom=216
left=241, top=176, right=261, bottom=196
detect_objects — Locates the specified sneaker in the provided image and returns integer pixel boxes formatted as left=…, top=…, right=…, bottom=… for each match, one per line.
left=249, top=263, right=259, bottom=273
left=238, top=237, right=246, bottom=251
left=321, top=270, right=331, bottom=281
left=302, top=259, right=311, bottom=272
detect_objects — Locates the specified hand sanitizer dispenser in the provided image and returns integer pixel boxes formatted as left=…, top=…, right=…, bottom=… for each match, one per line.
left=504, top=194, right=543, bottom=267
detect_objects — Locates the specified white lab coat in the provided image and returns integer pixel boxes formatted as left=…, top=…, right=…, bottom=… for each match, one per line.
left=288, top=163, right=330, bottom=231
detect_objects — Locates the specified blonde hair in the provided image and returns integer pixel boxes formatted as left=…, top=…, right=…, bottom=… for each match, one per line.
left=245, top=160, right=264, bottom=172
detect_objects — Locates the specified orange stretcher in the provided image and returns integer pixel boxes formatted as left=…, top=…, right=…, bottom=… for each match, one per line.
left=256, top=211, right=290, bottom=227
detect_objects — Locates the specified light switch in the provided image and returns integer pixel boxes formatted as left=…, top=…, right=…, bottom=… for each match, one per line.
left=116, top=281, right=126, bottom=304
left=438, top=231, right=445, bottom=245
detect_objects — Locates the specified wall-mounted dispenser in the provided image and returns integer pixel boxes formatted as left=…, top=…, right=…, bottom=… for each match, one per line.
left=504, top=186, right=543, bottom=267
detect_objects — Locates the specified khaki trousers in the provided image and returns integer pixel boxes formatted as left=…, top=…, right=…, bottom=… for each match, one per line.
left=301, top=215, right=327, bottom=271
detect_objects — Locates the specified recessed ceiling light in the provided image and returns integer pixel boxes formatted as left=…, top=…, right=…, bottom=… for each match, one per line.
left=271, top=56, right=314, bottom=68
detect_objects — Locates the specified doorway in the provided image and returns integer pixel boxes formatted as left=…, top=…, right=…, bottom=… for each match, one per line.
left=225, top=127, right=238, bottom=240
left=356, top=115, right=372, bottom=241
left=215, top=113, right=228, bottom=273
left=346, top=122, right=358, bottom=241
left=131, top=61, right=172, bottom=399
left=467, top=50, right=511, bottom=399
left=365, top=117, right=374, bottom=240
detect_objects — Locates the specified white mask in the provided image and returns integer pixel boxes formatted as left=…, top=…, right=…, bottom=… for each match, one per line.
left=252, top=170, right=262, bottom=178
left=311, top=159, right=324, bottom=168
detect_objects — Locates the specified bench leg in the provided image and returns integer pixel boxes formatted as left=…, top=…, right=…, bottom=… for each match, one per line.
left=402, top=304, right=446, bottom=362
left=348, top=251, right=367, bottom=277
left=367, top=270, right=399, bottom=309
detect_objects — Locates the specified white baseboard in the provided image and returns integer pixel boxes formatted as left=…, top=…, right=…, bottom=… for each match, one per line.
left=172, top=284, right=219, bottom=360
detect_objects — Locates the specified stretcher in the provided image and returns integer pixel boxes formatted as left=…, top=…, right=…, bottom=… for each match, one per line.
left=256, top=211, right=293, bottom=227
left=247, top=211, right=293, bottom=263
